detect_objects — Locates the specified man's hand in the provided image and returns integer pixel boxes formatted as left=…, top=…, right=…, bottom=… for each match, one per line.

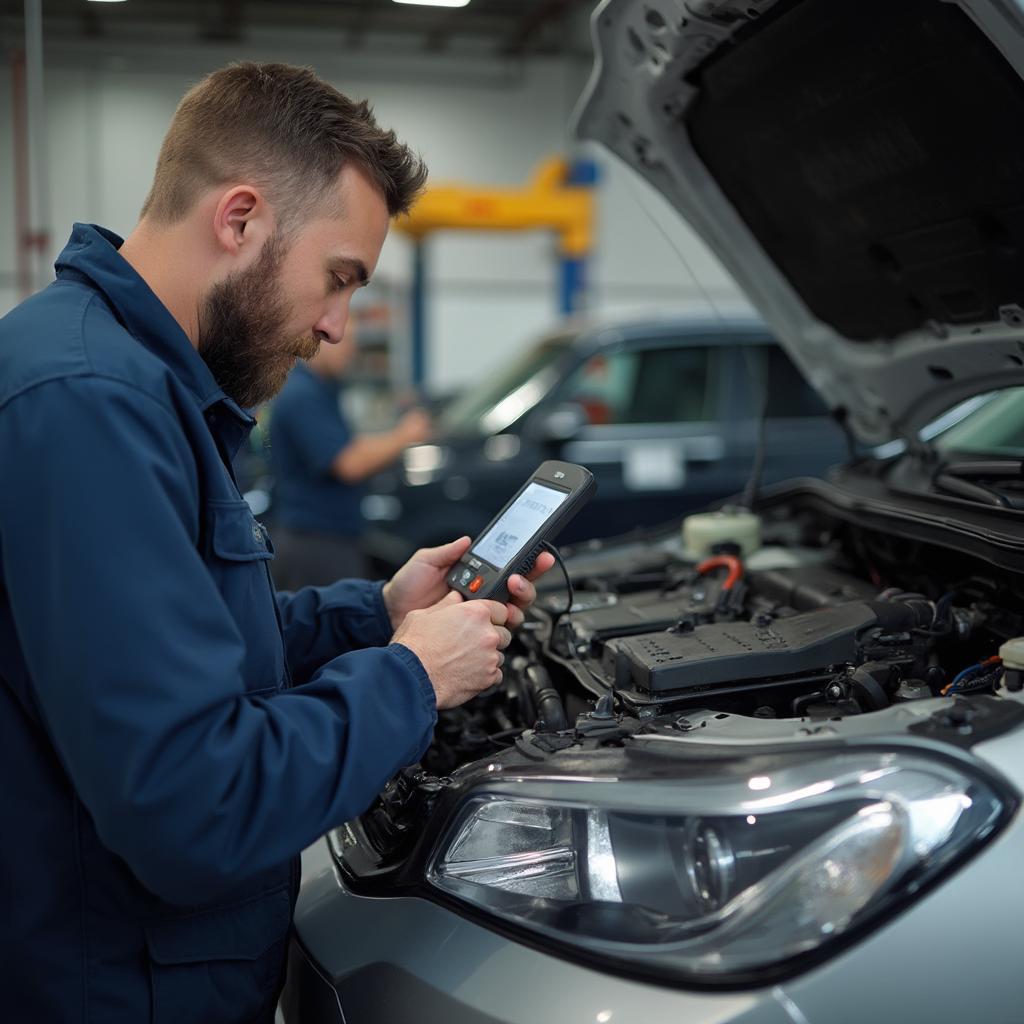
left=383, top=537, right=556, bottom=632
left=396, top=408, right=432, bottom=446
left=393, top=592, right=512, bottom=709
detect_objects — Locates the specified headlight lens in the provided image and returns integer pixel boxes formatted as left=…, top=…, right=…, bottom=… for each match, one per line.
left=427, top=751, right=1008, bottom=981
left=402, top=444, right=448, bottom=485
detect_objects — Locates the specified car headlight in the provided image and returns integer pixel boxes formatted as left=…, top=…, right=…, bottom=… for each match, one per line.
left=426, top=750, right=1010, bottom=983
left=402, top=444, right=449, bottom=486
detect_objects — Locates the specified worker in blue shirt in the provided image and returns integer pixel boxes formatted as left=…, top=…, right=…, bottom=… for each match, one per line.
left=0, top=63, right=553, bottom=1024
left=270, top=317, right=431, bottom=586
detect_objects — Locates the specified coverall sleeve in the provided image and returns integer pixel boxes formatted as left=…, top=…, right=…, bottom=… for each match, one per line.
left=274, top=580, right=396, bottom=684
left=0, top=376, right=436, bottom=906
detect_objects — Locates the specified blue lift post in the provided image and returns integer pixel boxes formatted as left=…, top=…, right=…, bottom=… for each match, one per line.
left=411, top=238, right=427, bottom=394
left=560, top=158, right=599, bottom=316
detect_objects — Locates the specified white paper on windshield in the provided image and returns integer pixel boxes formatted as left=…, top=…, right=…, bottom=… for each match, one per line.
left=472, top=482, right=569, bottom=569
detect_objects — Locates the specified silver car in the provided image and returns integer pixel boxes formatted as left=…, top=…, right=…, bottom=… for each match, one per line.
left=284, top=0, right=1024, bottom=1020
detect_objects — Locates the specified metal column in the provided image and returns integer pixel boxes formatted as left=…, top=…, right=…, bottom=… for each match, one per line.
left=23, top=0, right=51, bottom=294
left=559, top=157, right=598, bottom=316
left=411, top=238, right=427, bottom=391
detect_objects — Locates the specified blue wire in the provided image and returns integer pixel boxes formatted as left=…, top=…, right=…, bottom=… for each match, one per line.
left=947, top=662, right=987, bottom=694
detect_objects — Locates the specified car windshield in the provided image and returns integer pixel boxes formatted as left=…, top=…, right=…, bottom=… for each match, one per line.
left=932, top=387, right=1024, bottom=457
left=437, top=333, right=574, bottom=437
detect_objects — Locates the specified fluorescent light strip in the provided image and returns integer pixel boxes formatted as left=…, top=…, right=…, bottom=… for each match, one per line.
left=393, top=0, right=471, bottom=7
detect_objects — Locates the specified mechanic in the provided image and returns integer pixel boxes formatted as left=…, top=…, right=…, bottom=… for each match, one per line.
left=269, top=316, right=432, bottom=586
left=0, top=62, right=554, bottom=1023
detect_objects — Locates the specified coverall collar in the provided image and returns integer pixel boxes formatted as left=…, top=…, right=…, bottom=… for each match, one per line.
left=54, top=223, right=254, bottom=428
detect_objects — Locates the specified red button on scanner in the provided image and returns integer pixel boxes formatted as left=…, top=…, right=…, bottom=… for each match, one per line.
left=468, top=575, right=484, bottom=593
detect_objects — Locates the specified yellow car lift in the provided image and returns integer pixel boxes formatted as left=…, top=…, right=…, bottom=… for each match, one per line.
left=394, top=155, right=598, bottom=387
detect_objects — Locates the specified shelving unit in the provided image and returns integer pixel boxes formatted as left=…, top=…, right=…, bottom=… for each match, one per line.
left=342, top=276, right=415, bottom=432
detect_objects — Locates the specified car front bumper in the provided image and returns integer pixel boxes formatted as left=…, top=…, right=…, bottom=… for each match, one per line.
left=287, top=727, right=1024, bottom=1024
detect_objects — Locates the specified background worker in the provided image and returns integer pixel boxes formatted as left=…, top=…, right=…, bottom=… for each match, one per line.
left=0, top=62, right=553, bottom=1024
left=270, top=316, right=431, bottom=586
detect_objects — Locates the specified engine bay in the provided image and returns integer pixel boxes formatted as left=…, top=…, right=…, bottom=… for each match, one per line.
left=419, top=494, right=1024, bottom=778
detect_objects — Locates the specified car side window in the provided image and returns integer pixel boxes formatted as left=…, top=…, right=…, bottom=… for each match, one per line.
left=624, top=345, right=715, bottom=423
left=557, top=351, right=640, bottom=425
left=762, top=347, right=829, bottom=418
left=558, top=345, right=716, bottom=426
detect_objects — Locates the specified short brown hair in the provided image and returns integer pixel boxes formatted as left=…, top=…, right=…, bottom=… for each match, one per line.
left=140, top=62, right=427, bottom=228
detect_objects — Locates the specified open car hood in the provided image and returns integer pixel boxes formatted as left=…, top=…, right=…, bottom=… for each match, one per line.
left=575, top=0, right=1024, bottom=444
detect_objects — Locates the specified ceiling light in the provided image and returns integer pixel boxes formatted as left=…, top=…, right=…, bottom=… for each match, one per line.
left=392, top=0, right=471, bottom=7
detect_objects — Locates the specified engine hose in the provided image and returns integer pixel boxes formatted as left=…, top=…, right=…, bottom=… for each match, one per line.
left=848, top=663, right=891, bottom=710
left=525, top=663, right=567, bottom=732
left=696, top=554, right=744, bottom=590
left=866, top=598, right=934, bottom=631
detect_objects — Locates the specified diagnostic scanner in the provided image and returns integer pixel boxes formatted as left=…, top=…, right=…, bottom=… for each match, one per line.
left=447, top=460, right=596, bottom=603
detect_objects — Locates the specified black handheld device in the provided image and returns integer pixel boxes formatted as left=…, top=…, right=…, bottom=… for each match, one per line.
left=447, top=460, right=596, bottom=603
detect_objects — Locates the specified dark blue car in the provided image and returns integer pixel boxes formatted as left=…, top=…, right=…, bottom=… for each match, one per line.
left=362, top=313, right=848, bottom=568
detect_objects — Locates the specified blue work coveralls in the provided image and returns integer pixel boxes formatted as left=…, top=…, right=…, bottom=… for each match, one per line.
left=0, top=224, right=437, bottom=1022
left=271, top=361, right=364, bottom=537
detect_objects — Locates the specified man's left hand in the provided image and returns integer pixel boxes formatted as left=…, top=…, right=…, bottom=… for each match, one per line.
left=383, top=536, right=556, bottom=633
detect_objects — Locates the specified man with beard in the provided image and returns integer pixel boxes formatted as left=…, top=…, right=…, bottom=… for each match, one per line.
left=0, top=63, right=553, bottom=1023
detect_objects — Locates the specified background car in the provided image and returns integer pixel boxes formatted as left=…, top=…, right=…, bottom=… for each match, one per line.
left=362, top=313, right=846, bottom=569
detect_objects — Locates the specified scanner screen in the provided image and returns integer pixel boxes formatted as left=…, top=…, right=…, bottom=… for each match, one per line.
left=472, top=482, right=568, bottom=569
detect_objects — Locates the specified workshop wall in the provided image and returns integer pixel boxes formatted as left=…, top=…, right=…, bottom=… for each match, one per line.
left=0, top=38, right=748, bottom=394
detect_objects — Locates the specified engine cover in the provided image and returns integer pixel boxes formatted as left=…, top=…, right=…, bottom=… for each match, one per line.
left=567, top=591, right=719, bottom=641
left=604, top=602, right=879, bottom=695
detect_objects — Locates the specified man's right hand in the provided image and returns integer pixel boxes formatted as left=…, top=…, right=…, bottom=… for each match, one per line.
left=392, top=591, right=511, bottom=710
left=396, top=408, right=432, bottom=446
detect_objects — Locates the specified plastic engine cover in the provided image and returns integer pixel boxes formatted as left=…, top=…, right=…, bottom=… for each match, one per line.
left=604, top=602, right=878, bottom=695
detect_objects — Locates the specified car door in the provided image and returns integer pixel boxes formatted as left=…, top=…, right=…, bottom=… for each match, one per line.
left=727, top=343, right=849, bottom=489
left=553, top=336, right=734, bottom=539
